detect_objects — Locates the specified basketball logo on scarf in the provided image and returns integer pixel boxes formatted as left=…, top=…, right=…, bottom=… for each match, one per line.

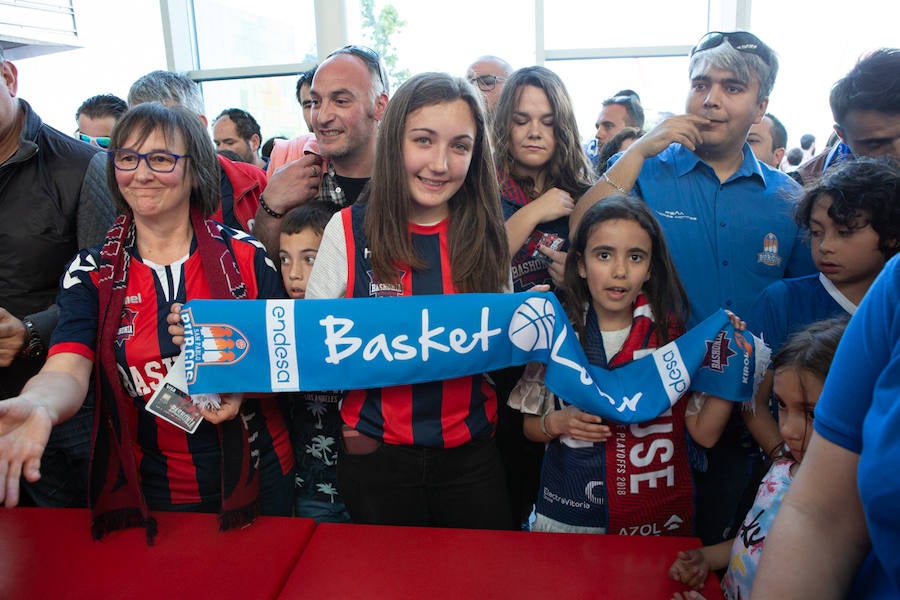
left=702, top=330, right=737, bottom=373
left=508, top=296, right=556, bottom=351
left=179, top=306, right=250, bottom=385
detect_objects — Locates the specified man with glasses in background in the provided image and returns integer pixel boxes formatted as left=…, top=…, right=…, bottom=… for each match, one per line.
left=253, top=45, right=390, bottom=256
left=75, top=94, right=127, bottom=149
left=466, top=55, right=513, bottom=118
left=571, top=31, right=815, bottom=546
left=0, top=50, right=115, bottom=507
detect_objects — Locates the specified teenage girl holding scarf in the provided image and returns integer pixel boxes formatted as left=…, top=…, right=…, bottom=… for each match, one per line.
left=306, top=72, right=512, bottom=529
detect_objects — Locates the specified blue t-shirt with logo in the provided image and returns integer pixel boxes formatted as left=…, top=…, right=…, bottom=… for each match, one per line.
left=609, top=144, right=815, bottom=327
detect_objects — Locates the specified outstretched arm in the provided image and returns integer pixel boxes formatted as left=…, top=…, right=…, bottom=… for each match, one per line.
left=0, top=352, right=92, bottom=506
left=751, top=432, right=869, bottom=599
left=668, top=540, right=732, bottom=590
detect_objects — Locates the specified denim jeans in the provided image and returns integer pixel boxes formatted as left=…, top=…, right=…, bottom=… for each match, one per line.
left=337, top=436, right=512, bottom=529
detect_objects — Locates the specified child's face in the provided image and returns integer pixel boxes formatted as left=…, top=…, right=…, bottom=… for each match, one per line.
left=577, top=218, right=652, bottom=330
left=510, top=85, right=556, bottom=179
left=278, top=227, right=321, bottom=299
left=403, top=99, right=476, bottom=225
left=773, top=367, right=822, bottom=464
left=809, top=194, right=885, bottom=291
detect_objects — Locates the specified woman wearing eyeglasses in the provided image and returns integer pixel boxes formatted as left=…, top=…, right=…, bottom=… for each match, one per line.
left=0, top=102, right=293, bottom=541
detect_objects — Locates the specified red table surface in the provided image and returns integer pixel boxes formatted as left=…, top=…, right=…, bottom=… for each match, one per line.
left=281, top=522, right=723, bottom=599
left=0, top=507, right=315, bottom=599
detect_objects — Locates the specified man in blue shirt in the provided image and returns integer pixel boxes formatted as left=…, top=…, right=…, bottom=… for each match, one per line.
left=571, top=31, right=815, bottom=545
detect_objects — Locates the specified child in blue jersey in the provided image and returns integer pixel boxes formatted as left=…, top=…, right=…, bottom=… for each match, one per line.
left=305, top=73, right=512, bottom=528
left=278, top=201, right=348, bottom=522
left=744, top=156, right=899, bottom=462
left=669, top=317, right=847, bottom=599
left=510, top=196, right=742, bottom=536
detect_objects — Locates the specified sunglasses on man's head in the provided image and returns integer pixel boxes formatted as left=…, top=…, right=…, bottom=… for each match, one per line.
left=690, top=31, right=773, bottom=67
left=78, top=133, right=111, bottom=148
left=607, top=94, right=640, bottom=110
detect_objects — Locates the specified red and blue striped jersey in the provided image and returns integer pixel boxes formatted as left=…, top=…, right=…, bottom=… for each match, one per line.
left=50, top=224, right=293, bottom=509
left=340, top=204, right=497, bottom=448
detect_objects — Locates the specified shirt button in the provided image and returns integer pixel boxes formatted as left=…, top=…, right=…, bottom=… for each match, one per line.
left=335, top=187, right=343, bottom=194
left=720, top=222, right=726, bottom=228
left=726, top=300, right=733, bottom=307
left=722, top=260, right=729, bottom=266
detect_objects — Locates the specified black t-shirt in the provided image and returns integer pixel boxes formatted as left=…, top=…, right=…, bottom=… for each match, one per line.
left=334, top=174, right=369, bottom=206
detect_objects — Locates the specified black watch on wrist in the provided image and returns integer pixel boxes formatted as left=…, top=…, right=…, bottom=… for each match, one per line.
left=20, top=317, right=44, bottom=360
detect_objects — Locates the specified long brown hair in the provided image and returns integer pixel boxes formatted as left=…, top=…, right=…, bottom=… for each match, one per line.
left=492, top=66, right=594, bottom=198
left=363, top=72, right=509, bottom=293
left=563, top=196, right=689, bottom=344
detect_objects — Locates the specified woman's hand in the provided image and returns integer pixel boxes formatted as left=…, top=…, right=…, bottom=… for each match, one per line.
left=537, top=246, right=567, bottom=288
left=0, top=399, right=53, bottom=507
left=545, top=405, right=611, bottom=442
left=199, top=393, right=243, bottom=425
left=531, top=187, right=575, bottom=223
left=167, top=303, right=185, bottom=347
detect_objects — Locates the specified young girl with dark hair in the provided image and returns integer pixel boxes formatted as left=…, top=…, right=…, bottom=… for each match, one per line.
left=511, top=196, right=739, bottom=536
left=670, top=317, right=847, bottom=599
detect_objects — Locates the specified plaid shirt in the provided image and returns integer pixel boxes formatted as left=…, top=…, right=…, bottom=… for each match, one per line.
left=319, top=161, right=349, bottom=207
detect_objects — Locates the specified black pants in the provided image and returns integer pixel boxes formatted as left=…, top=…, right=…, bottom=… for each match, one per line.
left=492, top=366, right=545, bottom=529
left=338, top=436, right=513, bottom=530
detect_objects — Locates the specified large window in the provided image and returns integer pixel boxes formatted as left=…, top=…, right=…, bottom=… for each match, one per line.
left=202, top=75, right=308, bottom=146
left=550, top=56, right=690, bottom=143
left=159, top=0, right=898, bottom=153
left=543, top=0, right=709, bottom=49
left=191, top=0, right=316, bottom=70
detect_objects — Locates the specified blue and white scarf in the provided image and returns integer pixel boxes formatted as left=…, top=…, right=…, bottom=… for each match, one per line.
left=180, top=292, right=766, bottom=424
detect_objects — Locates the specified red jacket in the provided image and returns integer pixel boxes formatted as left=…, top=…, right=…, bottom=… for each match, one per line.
left=214, top=154, right=266, bottom=233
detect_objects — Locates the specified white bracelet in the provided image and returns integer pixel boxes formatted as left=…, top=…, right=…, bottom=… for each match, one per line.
left=601, top=172, right=628, bottom=195
left=539, top=411, right=554, bottom=440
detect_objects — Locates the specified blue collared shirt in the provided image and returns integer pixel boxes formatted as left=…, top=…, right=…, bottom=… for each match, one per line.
left=609, top=143, right=815, bottom=327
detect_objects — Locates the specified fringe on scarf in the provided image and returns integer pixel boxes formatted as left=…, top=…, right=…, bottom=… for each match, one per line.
left=91, top=509, right=159, bottom=545
left=218, top=501, right=259, bottom=532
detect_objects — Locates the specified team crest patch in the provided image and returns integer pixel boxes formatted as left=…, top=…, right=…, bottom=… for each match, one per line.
left=702, top=330, right=736, bottom=373
left=116, top=307, right=137, bottom=346
left=757, top=232, right=782, bottom=266
left=180, top=306, right=250, bottom=384
left=367, top=269, right=405, bottom=296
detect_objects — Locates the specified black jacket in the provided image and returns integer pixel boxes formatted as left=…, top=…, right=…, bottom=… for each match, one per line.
left=0, top=99, right=115, bottom=397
